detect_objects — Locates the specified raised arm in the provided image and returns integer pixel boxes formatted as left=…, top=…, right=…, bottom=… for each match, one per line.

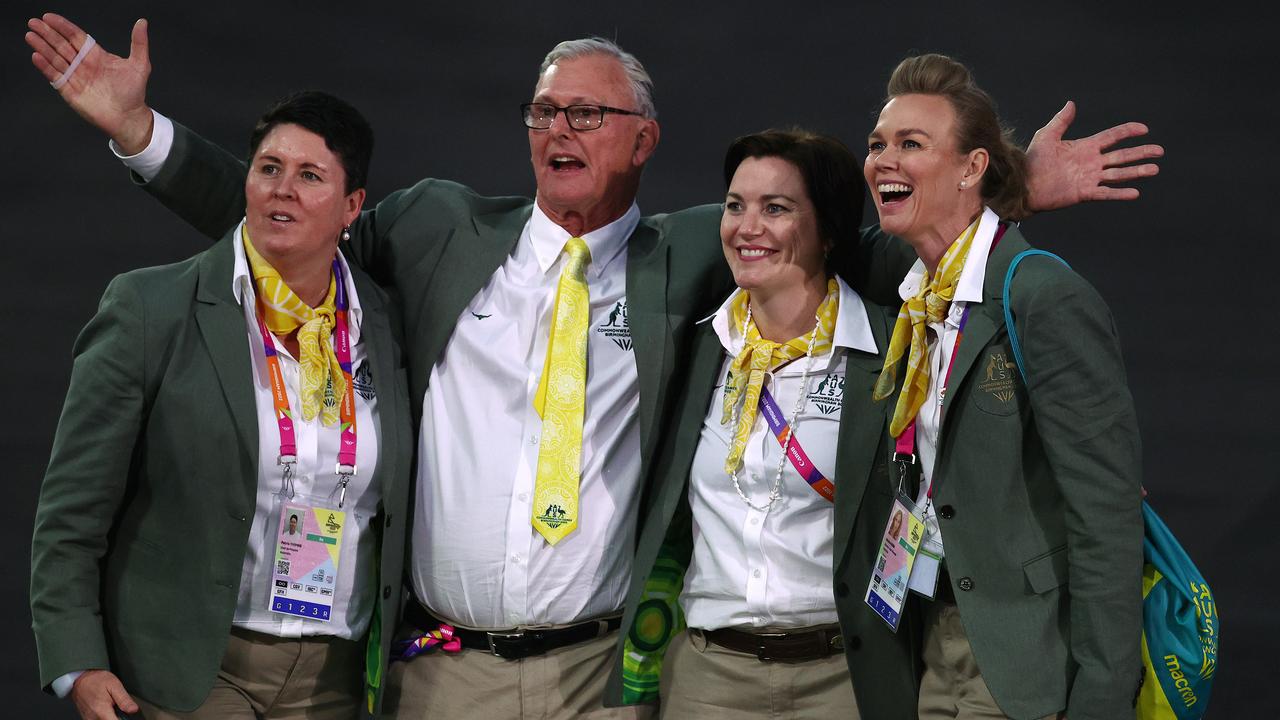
left=26, top=13, right=400, bottom=282
left=26, top=13, right=154, bottom=155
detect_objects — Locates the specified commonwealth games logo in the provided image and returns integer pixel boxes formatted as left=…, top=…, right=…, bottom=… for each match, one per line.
left=596, top=300, right=632, bottom=350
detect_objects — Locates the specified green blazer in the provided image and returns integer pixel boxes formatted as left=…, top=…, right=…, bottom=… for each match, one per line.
left=907, top=222, right=1144, bottom=720
left=604, top=299, right=924, bottom=719
left=30, top=234, right=413, bottom=713
left=138, top=122, right=738, bottom=534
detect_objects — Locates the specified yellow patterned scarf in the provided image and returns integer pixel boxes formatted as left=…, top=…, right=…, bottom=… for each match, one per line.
left=873, top=219, right=980, bottom=437
left=721, top=278, right=839, bottom=475
left=242, top=229, right=345, bottom=425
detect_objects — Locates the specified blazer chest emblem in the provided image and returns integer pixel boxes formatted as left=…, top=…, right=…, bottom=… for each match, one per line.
left=973, top=347, right=1025, bottom=416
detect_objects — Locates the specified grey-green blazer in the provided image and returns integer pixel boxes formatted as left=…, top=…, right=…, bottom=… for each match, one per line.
left=908, top=222, right=1144, bottom=720
left=604, top=300, right=924, bottom=719
left=30, top=233, right=413, bottom=713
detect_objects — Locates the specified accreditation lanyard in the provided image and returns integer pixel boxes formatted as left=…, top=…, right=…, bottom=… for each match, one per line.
left=758, top=385, right=835, bottom=503
left=253, top=259, right=357, bottom=506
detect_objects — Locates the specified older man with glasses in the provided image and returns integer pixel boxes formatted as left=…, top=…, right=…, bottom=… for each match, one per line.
left=26, top=12, right=1162, bottom=719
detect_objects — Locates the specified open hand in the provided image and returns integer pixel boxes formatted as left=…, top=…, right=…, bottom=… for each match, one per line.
left=26, top=13, right=154, bottom=154
left=1026, top=100, right=1164, bottom=213
left=69, top=670, right=139, bottom=720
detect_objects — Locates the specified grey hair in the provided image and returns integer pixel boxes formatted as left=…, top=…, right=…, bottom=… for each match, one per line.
left=538, top=38, right=657, bottom=119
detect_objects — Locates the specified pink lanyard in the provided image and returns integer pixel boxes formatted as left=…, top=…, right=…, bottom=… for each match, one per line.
left=253, top=259, right=357, bottom=505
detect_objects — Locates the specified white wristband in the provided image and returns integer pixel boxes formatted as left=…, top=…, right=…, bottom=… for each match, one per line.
left=50, top=35, right=95, bottom=90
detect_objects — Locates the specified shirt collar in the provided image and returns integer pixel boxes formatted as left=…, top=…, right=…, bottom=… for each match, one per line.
left=896, top=206, right=1001, bottom=308
left=704, top=276, right=879, bottom=357
left=231, top=220, right=364, bottom=343
left=527, top=200, right=638, bottom=279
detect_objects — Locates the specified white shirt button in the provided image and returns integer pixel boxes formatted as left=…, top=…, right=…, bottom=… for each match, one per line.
left=510, top=554, right=522, bottom=563
left=517, top=492, right=529, bottom=502
left=752, top=569, right=762, bottom=578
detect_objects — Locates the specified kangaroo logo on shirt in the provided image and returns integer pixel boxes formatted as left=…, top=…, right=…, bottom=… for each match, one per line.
left=596, top=299, right=632, bottom=351
left=807, top=373, right=844, bottom=415
left=353, top=360, right=376, bottom=401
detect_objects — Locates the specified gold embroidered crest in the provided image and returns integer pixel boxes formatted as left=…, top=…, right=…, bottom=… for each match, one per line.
left=973, top=347, right=1024, bottom=416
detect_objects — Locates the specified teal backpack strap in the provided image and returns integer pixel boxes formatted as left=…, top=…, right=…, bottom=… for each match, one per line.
left=1001, top=249, right=1070, bottom=374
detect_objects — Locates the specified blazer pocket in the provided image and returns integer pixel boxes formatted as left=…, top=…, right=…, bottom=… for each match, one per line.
left=1022, top=544, right=1069, bottom=594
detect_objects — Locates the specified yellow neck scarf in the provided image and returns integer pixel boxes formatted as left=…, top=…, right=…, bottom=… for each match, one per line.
left=721, top=278, right=839, bottom=475
left=873, top=219, right=980, bottom=437
left=242, top=229, right=345, bottom=426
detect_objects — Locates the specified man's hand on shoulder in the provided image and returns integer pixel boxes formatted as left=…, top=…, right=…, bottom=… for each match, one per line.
left=1026, top=100, right=1164, bottom=213
left=69, top=669, right=139, bottom=720
left=26, top=13, right=154, bottom=155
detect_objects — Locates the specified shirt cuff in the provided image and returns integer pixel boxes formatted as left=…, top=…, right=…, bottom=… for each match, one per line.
left=51, top=670, right=84, bottom=699
left=108, top=109, right=174, bottom=183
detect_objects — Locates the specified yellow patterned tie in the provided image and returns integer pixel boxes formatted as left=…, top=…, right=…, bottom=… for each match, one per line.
left=873, top=220, right=980, bottom=437
left=243, top=229, right=344, bottom=425
left=721, top=278, right=839, bottom=475
left=532, top=238, right=592, bottom=545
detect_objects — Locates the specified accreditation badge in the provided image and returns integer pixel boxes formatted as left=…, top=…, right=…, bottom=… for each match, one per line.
left=864, top=495, right=925, bottom=631
left=269, top=502, right=345, bottom=621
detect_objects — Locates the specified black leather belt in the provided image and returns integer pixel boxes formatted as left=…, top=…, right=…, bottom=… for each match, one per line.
left=405, top=600, right=621, bottom=660
left=703, top=626, right=844, bottom=663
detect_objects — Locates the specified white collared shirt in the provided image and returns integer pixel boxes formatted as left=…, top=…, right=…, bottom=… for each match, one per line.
left=229, top=221, right=382, bottom=639
left=682, top=277, right=879, bottom=630
left=896, top=206, right=1001, bottom=557
left=413, top=202, right=642, bottom=629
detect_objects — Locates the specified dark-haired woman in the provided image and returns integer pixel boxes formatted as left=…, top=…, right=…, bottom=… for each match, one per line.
left=610, top=130, right=920, bottom=720
left=863, top=54, right=1143, bottom=720
left=30, top=91, right=412, bottom=719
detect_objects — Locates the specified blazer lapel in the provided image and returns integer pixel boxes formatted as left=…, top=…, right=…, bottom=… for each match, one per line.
left=411, top=205, right=530, bottom=394
left=833, top=307, right=893, bottom=569
left=625, top=220, right=671, bottom=467
left=194, top=235, right=259, bottom=500
left=650, top=322, right=723, bottom=520
left=349, top=264, right=400, bottom=500
left=937, top=229, right=1030, bottom=426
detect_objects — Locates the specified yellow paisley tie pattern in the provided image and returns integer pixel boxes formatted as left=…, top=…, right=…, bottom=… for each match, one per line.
left=243, top=229, right=345, bottom=426
left=721, top=278, right=839, bottom=475
left=873, top=219, right=980, bottom=437
left=532, top=238, right=592, bottom=545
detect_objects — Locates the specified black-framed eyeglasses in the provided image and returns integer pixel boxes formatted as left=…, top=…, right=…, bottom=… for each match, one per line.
left=520, top=103, right=643, bottom=131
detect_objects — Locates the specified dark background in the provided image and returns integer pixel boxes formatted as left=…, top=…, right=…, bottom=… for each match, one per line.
left=3, top=2, right=1272, bottom=717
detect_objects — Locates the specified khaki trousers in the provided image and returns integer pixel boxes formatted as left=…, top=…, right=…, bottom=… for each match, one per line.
left=384, top=629, right=652, bottom=720
left=918, top=602, right=1064, bottom=720
left=658, top=628, right=859, bottom=720
left=133, top=627, right=363, bottom=719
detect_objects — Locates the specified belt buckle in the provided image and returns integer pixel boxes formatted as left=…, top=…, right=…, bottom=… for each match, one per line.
left=753, top=631, right=788, bottom=662
left=487, top=629, right=547, bottom=659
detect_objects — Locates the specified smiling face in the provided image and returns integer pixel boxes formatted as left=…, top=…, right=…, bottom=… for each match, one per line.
left=864, top=93, right=984, bottom=249
left=243, top=123, right=365, bottom=270
left=721, top=156, right=826, bottom=298
left=528, top=54, right=659, bottom=234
